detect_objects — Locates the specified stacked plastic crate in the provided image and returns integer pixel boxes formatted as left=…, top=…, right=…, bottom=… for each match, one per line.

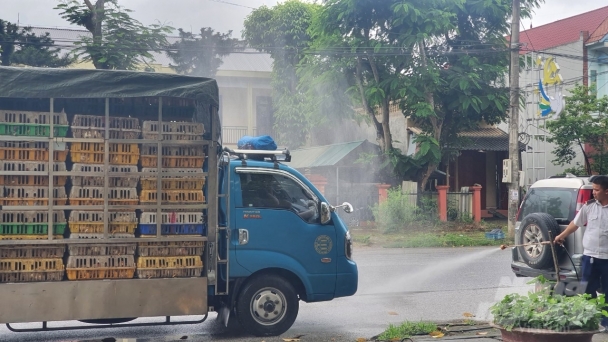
left=66, top=115, right=139, bottom=280
left=137, top=121, right=205, bottom=278
left=0, top=110, right=69, bottom=282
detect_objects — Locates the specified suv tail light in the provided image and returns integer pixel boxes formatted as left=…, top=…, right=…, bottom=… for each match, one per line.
left=576, top=188, right=593, bottom=214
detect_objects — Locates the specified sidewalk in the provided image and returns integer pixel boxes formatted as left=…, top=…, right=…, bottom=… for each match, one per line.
left=401, top=322, right=608, bottom=342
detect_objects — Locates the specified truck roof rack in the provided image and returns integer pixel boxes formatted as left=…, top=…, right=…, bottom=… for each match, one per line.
left=224, top=147, right=291, bottom=164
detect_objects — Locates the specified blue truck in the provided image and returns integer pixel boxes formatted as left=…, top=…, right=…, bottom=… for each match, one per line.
left=0, top=66, right=358, bottom=337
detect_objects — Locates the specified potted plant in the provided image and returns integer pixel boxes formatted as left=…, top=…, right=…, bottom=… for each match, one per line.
left=490, top=276, right=607, bottom=342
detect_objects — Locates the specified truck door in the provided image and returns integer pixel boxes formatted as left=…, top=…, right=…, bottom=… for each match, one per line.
left=233, top=168, right=337, bottom=295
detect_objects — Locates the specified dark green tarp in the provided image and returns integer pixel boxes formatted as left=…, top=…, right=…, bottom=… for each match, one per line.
left=0, top=66, right=221, bottom=140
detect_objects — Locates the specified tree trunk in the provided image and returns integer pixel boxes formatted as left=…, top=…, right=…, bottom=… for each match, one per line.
left=416, top=39, right=442, bottom=193
left=355, top=56, right=385, bottom=151
left=84, top=0, right=107, bottom=69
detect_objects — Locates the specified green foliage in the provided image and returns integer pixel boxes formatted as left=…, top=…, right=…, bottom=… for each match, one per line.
left=243, top=0, right=322, bottom=148
left=166, top=28, right=240, bottom=78
left=370, top=186, right=438, bottom=233
left=546, top=84, right=608, bottom=174
left=378, top=321, right=438, bottom=340
left=55, top=0, right=172, bottom=70
left=0, top=20, right=72, bottom=67
left=491, top=279, right=607, bottom=332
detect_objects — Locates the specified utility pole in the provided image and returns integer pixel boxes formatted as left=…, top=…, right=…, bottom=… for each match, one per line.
left=508, top=0, right=521, bottom=237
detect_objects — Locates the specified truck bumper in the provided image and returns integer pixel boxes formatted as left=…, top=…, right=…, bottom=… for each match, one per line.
left=335, top=259, right=358, bottom=298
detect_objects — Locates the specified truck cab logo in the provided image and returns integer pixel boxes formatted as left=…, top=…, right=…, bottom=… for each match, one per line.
left=314, top=235, right=333, bottom=255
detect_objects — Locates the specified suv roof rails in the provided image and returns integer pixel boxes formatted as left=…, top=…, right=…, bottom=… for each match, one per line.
left=549, top=173, right=590, bottom=179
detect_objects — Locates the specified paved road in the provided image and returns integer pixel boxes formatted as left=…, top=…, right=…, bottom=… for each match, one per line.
left=0, top=246, right=532, bottom=342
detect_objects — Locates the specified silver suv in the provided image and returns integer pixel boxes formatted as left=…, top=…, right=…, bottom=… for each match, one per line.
left=510, top=175, right=593, bottom=281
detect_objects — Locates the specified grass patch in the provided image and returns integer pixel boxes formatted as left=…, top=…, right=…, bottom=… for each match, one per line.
left=377, top=321, right=438, bottom=340
left=387, top=232, right=505, bottom=248
left=352, top=234, right=371, bottom=246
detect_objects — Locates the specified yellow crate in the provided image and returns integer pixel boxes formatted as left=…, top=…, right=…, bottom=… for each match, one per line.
left=140, top=178, right=206, bottom=190
left=66, top=267, right=135, bottom=280
left=140, top=155, right=204, bottom=168
left=0, top=258, right=64, bottom=271
left=139, top=190, right=205, bottom=204
left=68, top=198, right=139, bottom=206
left=0, top=147, right=68, bottom=162
left=1, top=198, right=67, bottom=206
left=71, top=143, right=139, bottom=154
left=70, top=151, right=139, bottom=165
left=3, top=175, right=67, bottom=186
left=137, top=256, right=202, bottom=268
left=69, top=222, right=137, bottom=234
left=0, top=235, right=63, bottom=240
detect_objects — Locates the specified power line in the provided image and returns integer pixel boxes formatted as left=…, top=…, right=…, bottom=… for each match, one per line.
left=207, top=0, right=256, bottom=10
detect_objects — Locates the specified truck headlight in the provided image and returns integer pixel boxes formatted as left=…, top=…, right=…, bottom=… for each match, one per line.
left=345, top=231, right=353, bottom=260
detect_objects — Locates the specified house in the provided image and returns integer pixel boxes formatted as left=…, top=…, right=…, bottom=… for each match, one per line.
left=504, top=5, right=608, bottom=185
left=28, top=27, right=272, bottom=148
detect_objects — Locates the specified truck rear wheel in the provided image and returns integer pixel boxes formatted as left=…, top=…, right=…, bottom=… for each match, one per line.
left=236, top=274, right=299, bottom=337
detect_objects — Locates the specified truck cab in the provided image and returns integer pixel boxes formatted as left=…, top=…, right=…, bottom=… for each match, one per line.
left=219, top=150, right=358, bottom=336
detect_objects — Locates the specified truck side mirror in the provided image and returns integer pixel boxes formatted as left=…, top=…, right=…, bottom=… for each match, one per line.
left=320, top=202, right=331, bottom=224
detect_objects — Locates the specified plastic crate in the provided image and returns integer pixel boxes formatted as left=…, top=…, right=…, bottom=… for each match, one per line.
left=485, top=229, right=505, bottom=240
left=140, top=212, right=203, bottom=225
left=142, top=121, right=204, bottom=141
left=0, top=245, right=66, bottom=258
left=68, top=187, right=138, bottom=206
left=136, top=256, right=203, bottom=279
left=1, top=211, right=66, bottom=223
left=68, top=243, right=136, bottom=256
left=0, top=235, right=63, bottom=240
left=71, top=114, right=141, bottom=139
left=139, top=223, right=205, bottom=236
left=69, top=211, right=136, bottom=223
left=69, top=222, right=137, bottom=235
left=0, top=146, right=68, bottom=162
left=0, top=123, right=69, bottom=137
left=0, top=223, right=67, bottom=235
left=71, top=143, right=139, bottom=154
left=70, top=150, right=139, bottom=165
left=4, top=175, right=67, bottom=186
left=141, top=144, right=205, bottom=157
left=139, top=190, right=204, bottom=204
left=0, top=110, right=68, bottom=125
left=71, top=164, right=139, bottom=188
left=66, top=255, right=135, bottom=280
left=2, top=186, right=68, bottom=206
left=140, top=177, right=206, bottom=191
left=137, top=241, right=204, bottom=257
left=0, top=270, right=64, bottom=283
left=0, top=161, right=67, bottom=172
left=140, top=155, right=204, bottom=168
left=69, top=233, right=134, bottom=239
left=0, top=258, right=64, bottom=271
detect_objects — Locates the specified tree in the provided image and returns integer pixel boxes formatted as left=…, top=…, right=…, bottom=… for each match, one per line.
left=243, top=0, right=322, bottom=148
left=0, top=20, right=72, bottom=67
left=306, top=0, right=540, bottom=191
left=546, top=84, right=608, bottom=174
left=166, top=28, right=239, bottom=78
left=55, top=0, right=172, bottom=70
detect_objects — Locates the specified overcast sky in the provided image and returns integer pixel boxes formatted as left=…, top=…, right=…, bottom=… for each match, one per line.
left=1, top=0, right=605, bottom=39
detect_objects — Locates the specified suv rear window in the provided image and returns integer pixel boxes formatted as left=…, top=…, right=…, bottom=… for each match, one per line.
left=518, top=187, right=578, bottom=221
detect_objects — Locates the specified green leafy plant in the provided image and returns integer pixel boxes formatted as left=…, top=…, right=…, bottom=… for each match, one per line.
left=491, top=276, right=607, bottom=332
left=377, top=321, right=437, bottom=340
left=370, top=186, right=438, bottom=233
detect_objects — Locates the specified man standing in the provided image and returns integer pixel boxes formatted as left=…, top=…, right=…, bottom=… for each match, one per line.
left=554, top=175, right=608, bottom=330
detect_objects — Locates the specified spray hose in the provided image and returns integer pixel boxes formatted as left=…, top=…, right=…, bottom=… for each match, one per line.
left=499, top=241, right=580, bottom=281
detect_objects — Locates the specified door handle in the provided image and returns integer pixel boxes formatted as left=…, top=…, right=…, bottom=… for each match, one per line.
left=238, top=229, right=249, bottom=245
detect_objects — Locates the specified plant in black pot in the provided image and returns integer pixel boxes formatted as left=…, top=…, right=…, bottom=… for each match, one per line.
left=490, top=277, right=607, bottom=342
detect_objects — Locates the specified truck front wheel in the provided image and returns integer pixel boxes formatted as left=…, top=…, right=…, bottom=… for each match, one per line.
left=236, top=274, right=299, bottom=337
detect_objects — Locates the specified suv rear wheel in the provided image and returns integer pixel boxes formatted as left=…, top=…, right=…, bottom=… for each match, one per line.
left=518, top=213, right=564, bottom=269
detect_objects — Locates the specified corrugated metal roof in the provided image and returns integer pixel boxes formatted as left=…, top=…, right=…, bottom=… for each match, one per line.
left=289, top=140, right=368, bottom=168
left=407, top=126, right=525, bottom=151
left=28, top=26, right=272, bottom=72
